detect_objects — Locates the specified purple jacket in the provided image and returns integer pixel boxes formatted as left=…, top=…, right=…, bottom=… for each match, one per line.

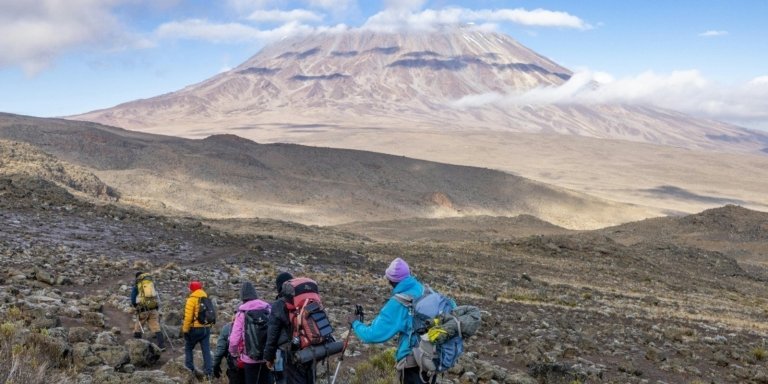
left=229, top=299, right=271, bottom=364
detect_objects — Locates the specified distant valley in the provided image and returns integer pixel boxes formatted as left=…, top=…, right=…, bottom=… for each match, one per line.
left=0, top=112, right=655, bottom=229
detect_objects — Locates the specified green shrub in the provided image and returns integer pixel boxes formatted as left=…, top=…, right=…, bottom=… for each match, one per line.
left=350, top=348, right=397, bottom=384
left=752, top=347, right=767, bottom=361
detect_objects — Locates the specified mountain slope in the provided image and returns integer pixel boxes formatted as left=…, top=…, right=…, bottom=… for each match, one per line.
left=0, top=139, right=118, bottom=201
left=71, top=28, right=768, bottom=153
left=0, top=112, right=658, bottom=228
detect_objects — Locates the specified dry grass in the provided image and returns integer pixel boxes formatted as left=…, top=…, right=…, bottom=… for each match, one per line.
left=0, top=321, right=74, bottom=384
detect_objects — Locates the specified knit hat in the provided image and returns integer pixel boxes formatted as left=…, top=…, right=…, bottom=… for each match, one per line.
left=188, top=281, right=202, bottom=292
left=275, top=272, right=293, bottom=293
left=385, top=258, right=410, bottom=283
left=240, top=281, right=259, bottom=302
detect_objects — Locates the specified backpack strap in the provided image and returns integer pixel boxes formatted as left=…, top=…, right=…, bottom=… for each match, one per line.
left=393, top=284, right=431, bottom=310
left=192, top=297, right=202, bottom=324
left=394, top=285, right=439, bottom=350
left=393, top=293, right=413, bottom=309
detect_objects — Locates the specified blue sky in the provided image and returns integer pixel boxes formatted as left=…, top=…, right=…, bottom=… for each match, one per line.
left=1, top=0, right=767, bottom=130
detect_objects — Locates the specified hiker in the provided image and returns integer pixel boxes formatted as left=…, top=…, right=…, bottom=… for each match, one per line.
left=349, top=258, right=436, bottom=384
left=182, top=280, right=214, bottom=379
left=229, top=281, right=274, bottom=384
left=264, top=272, right=317, bottom=384
left=213, top=317, right=245, bottom=384
left=130, top=271, right=165, bottom=351
left=267, top=272, right=293, bottom=384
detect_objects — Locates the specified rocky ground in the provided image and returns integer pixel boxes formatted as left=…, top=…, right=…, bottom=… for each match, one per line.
left=3, top=174, right=768, bottom=384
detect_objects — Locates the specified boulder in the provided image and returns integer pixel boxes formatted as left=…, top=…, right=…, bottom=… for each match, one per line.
left=34, top=267, right=56, bottom=285
left=83, top=311, right=105, bottom=327
left=504, top=372, right=538, bottom=384
left=92, top=365, right=122, bottom=384
left=125, top=338, right=161, bottom=367
left=72, top=342, right=103, bottom=369
left=127, top=370, right=179, bottom=384
left=460, top=371, right=478, bottom=383
left=68, top=326, right=92, bottom=343
left=95, top=331, right=118, bottom=346
left=93, top=345, right=130, bottom=369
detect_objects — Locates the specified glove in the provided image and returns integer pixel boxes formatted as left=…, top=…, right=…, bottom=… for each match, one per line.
left=355, top=304, right=365, bottom=323
left=213, top=365, right=221, bottom=378
left=427, top=326, right=448, bottom=343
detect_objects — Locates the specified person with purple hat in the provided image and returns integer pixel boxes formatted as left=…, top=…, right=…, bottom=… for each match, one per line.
left=349, top=258, right=435, bottom=384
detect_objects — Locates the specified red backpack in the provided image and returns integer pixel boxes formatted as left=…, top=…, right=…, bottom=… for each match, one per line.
left=282, top=277, right=334, bottom=349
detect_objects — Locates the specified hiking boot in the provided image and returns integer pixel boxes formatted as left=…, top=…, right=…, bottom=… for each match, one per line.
left=133, top=332, right=143, bottom=339
left=154, top=332, right=165, bottom=351
left=191, top=369, right=205, bottom=380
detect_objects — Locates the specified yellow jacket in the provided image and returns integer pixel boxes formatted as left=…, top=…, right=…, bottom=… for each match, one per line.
left=182, top=289, right=209, bottom=333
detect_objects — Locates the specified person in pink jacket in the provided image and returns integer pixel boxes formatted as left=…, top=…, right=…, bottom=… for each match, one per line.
left=229, top=281, right=274, bottom=384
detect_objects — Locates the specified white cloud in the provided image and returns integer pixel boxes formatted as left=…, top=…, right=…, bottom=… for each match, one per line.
left=306, top=0, right=355, bottom=11
left=155, top=19, right=348, bottom=44
left=228, top=0, right=354, bottom=13
left=247, top=9, right=323, bottom=23
left=364, top=7, right=591, bottom=31
left=227, top=0, right=276, bottom=12
left=478, top=8, right=591, bottom=29
left=383, top=0, right=429, bottom=11
left=452, top=70, right=768, bottom=130
left=749, top=76, right=768, bottom=85
left=0, top=0, right=135, bottom=74
left=699, top=30, right=728, bottom=37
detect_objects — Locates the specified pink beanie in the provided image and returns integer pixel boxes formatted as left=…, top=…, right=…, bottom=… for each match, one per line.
left=385, top=258, right=410, bottom=282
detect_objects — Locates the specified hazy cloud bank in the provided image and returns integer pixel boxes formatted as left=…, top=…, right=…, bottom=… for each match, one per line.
left=452, top=70, right=768, bottom=130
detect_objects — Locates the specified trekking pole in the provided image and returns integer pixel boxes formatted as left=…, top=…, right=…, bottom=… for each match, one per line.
left=135, top=311, right=145, bottom=334
left=331, top=305, right=363, bottom=384
left=156, top=292, right=176, bottom=350
left=160, top=313, right=176, bottom=350
left=330, top=336, right=348, bottom=384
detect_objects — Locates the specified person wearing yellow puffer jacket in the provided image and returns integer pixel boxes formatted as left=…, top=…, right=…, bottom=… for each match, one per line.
left=182, top=280, right=213, bottom=379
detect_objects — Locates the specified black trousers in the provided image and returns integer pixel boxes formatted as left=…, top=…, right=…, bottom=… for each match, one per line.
left=398, top=366, right=436, bottom=384
left=243, top=362, right=274, bottom=384
left=284, top=360, right=315, bottom=384
left=227, top=366, right=245, bottom=384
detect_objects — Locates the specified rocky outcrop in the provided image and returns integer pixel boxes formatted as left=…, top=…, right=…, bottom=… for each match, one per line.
left=0, top=140, right=119, bottom=201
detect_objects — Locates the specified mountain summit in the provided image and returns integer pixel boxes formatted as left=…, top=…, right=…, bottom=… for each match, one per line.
left=72, top=28, right=767, bottom=153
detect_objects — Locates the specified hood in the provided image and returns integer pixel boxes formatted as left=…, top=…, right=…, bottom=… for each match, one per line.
left=238, top=299, right=270, bottom=312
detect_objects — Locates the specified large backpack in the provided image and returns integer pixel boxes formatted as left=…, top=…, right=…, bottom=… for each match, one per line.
left=135, top=274, right=159, bottom=310
left=242, top=308, right=270, bottom=360
left=395, top=286, right=464, bottom=375
left=196, top=297, right=217, bottom=325
left=282, top=277, right=334, bottom=350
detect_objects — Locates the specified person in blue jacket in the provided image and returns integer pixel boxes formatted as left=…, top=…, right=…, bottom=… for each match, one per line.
left=349, top=257, right=435, bottom=384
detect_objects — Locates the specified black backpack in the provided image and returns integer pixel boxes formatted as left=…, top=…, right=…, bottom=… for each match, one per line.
left=196, top=297, right=217, bottom=325
left=243, top=308, right=270, bottom=360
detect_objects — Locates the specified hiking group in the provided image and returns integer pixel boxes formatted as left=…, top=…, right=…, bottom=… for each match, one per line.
left=130, top=258, right=480, bottom=384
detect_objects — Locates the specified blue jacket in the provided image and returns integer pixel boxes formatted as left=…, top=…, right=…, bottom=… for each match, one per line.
left=351, top=276, right=425, bottom=362
left=130, top=285, right=138, bottom=307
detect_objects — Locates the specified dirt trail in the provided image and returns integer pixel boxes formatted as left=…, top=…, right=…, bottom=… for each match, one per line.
left=74, top=246, right=250, bottom=366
